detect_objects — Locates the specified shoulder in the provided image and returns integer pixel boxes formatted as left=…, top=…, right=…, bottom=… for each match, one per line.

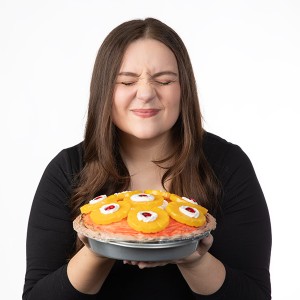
left=53, top=142, right=84, bottom=167
left=203, top=131, right=248, bottom=163
left=203, top=131, right=254, bottom=179
left=31, top=142, right=84, bottom=208
left=44, top=142, right=84, bottom=182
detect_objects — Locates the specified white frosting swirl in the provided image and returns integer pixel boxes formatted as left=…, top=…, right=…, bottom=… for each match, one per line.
left=137, top=211, right=158, bottom=222
left=159, top=200, right=169, bottom=209
left=130, top=193, right=155, bottom=202
left=89, top=195, right=107, bottom=204
left=100, top=203, right=120, bottom=214
left=181, top=196, right=197, bottom=204
left=179, top=205, right=200, bottom=218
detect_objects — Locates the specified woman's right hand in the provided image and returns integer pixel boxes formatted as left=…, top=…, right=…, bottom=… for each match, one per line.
left=77, top=233, right=108, bottom=258
left=67, top=234, right=115, bottom=294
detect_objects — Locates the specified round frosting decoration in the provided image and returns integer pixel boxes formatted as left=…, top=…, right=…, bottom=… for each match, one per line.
left=179, top=205, right=199, bottom=218
left=127, top=207, right=169, bottom=233
left=159, top=199, right=169, bottom=209
left=137, top=211, right=158, bottom=222
left=181, top=196, right=198, bottom=205
left=100, top=203, right=120, bottom=214
left=127, top=193, right=164, bottom=208
left=89, top=195, right=107, bottom=204
left=166, top=201, right=206, bottom=227
left=80, top=190, right=208, bottom=229
left=130, top=193, right=155, bottom=202
left=89, top=200, right=131, bottom=225
left=115, top=190, right=142, bottom=200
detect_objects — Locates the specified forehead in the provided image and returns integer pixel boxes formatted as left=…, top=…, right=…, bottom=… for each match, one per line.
left=119, top=38, right=178, bottom=73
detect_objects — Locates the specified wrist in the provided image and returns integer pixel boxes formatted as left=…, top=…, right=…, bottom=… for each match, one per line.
left=177, top=251, right=211, bottom=269
left=177, top=252, right=226, bottom=295
left=82, top=245, right=113, bottom=263
left=67, top=246, right=115, bottom=294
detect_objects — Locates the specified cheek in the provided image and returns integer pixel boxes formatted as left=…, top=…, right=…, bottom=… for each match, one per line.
left=112, top=90, right=128, bottom=118
left=166, top=88, right=181, bottom=116
left=113, top=87, right=136, bottom=109
left=171, top=104, right=181, bottom=124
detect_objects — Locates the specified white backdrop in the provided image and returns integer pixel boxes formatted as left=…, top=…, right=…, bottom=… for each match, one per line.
left=1, top=1, right=299, bottom=299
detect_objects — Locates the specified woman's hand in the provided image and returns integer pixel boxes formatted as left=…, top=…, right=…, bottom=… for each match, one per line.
left=123, top=233, right=214, bottom=269
left=67, top=233, right=115, bottom=294
left=77, top=233, right=90, bottom=247
left=176, top=233, right=214, bottom=268
left=77, top=233, right=112, bottom=259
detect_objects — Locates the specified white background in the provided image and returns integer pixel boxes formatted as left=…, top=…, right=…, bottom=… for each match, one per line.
left=1, top=0, right=299, bottom=299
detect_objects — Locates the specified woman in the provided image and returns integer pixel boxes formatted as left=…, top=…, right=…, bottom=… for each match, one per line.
left=23, top=18, right=272, bottom=299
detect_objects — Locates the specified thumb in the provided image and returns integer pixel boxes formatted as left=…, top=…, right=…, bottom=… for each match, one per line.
left=197, top=233, right=213, bottom=256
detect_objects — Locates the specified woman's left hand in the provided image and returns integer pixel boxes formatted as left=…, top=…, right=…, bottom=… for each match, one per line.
left=123, top=233, right=214, bottom=269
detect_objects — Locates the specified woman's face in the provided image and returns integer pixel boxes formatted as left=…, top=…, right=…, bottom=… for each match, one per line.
left=112, top=38, right=181, bottom=141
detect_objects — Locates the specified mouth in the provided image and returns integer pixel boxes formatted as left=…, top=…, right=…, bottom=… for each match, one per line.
left=131, top=109, right=161, bottom=118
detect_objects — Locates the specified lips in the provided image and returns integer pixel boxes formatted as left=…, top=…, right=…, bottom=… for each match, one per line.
left=131, top=109, right=161, bottom=118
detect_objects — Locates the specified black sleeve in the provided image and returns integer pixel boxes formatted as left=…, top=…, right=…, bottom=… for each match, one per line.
left=22, top=147, right=97, bottom=300
left=193, top=142, right=272, bottom=299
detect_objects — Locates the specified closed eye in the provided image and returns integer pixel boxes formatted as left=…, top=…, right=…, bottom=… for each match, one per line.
left=155, top=80, right=175, bottom=86
left=121, top=81, right=136, bottom=86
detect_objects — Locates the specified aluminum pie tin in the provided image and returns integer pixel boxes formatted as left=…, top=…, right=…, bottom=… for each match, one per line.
left=87, top=231, right=210, bottom=261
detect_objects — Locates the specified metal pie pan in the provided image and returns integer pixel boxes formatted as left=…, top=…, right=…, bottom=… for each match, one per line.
left=87, top=231, right=210, bottom=261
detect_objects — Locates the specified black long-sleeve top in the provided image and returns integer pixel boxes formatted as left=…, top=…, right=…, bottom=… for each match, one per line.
left=23, top=132, right=272, bottom=299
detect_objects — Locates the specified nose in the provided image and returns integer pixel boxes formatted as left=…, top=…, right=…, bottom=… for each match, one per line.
left=136, top=81, right=156, bottom=102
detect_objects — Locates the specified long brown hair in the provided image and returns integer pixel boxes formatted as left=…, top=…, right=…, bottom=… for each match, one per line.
left=70, top=18, right=221, bottom=251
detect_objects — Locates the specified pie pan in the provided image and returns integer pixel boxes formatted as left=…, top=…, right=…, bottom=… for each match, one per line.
left=87, top=231, right=210, bottom=261
left=73, top=213, right=216, bottom=261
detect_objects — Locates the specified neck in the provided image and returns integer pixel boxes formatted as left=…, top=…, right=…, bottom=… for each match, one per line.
left=119, top=132, right=172, bottom=163
left=118, top=132, right=173, bottom=191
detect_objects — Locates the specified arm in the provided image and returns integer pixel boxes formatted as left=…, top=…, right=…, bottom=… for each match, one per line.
left=119, top=143, right=271, bottom=299
left=23, top=147, right=114, bottom=299
left=177, top=235, right=226, bottom=295
left=179, top=144, right=272, bottom=299
left=67, top=236, right=115, bottom=294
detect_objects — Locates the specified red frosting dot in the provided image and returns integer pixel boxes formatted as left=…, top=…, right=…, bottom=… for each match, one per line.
left=185, top=207, right=195, bottom=213
left=105, top=204, right=115, bottom=211
left=142, top=212, right=152, bottom=217
left=139, top=194, right=148, bottom=197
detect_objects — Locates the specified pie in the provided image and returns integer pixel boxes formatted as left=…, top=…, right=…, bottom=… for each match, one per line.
left=73, top=190, right=216, bottom=242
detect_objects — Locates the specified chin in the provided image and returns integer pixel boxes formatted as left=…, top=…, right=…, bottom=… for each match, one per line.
left=118, top=126, right=173, bottom=142
left=132, top=130, right=170, bottom=141
left=133, top=133, right=161, bottom=140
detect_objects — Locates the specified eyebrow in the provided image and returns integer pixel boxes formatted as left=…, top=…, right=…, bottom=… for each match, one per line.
left=152, top=71, right=178, bottom=78
left=118, top=71, right=178, bottom=78
left=118, top=72, right=140, bottom=77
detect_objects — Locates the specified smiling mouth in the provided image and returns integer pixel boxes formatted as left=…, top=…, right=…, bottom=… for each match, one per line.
left=131, top=109, right=161, bottom=118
